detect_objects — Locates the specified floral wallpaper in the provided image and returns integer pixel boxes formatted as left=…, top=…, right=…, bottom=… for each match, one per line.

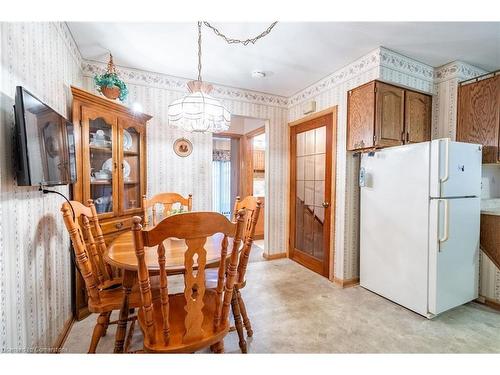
left=0, top=22, right=82, bottom=351
left=0, top=23, right=497, bottom=354
left=81, top=60, right=289, bottom=257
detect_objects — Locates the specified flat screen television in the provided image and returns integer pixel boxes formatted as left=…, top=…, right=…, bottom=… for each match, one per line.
left=14, top=86, right=76, bottom=186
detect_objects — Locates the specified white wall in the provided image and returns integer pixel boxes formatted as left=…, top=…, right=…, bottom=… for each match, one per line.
left=0, top=22, right=82, bottom=351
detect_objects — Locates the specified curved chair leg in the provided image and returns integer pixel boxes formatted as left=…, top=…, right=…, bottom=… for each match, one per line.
left=88, top=313, right=109, bottom=353
left=237, top=289, right=253, bottom=337
left=101, top=311, right=112, bottom=337
left=231, top=293, right=247, bottom=353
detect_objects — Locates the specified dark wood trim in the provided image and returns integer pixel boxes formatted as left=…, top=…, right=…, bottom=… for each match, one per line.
left=71, top=86, right=152, bottom=122
left=262, top=252, right=287, bottom=260
left=288, top=107, right=337, bottom=280
left=477, top=296, right=500, bottom=312
left=242, top=125, right=266, bottom=197
left=52, top=316, right=74, bottom=353
left=214, top=132, right=243, bottom=139
left=333, top=277, right=360, bottom=288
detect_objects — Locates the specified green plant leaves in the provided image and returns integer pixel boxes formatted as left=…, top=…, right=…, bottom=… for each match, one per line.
left=94, top=73, right=129, bottom=101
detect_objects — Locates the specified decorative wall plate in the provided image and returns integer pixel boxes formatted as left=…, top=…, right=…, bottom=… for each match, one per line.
left=173, top=138, right=193, bottom=157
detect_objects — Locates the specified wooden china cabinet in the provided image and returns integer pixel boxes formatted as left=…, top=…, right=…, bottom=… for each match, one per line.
left=71, top=86, right=152, bottom=319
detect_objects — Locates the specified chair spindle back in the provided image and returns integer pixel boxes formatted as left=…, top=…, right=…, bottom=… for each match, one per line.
left=132, top=211, right=246, bottom=346
left=60, top=200, right=114, bottom=305
left=232, top=196, right=262, bottom=284
left=142, top=192, right=193, bottom=227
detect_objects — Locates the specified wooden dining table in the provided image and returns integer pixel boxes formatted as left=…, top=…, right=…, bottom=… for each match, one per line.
left=104, top=230, right=234, bottom=353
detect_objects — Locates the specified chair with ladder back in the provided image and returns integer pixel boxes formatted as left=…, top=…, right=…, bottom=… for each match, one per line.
left=205, top=196, right=262, bottom=353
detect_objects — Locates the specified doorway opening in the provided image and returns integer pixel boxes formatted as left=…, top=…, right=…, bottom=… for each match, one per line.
left=212, top=115, right=267, bottom=258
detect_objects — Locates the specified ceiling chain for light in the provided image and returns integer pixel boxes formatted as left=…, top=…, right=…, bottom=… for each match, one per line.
left=202, top=21, right=278, bottom=46
left=168, top=21, right=278, bottom=133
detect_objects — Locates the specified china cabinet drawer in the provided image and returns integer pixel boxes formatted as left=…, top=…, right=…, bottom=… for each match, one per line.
left=101, top=217, right=135, bottom=234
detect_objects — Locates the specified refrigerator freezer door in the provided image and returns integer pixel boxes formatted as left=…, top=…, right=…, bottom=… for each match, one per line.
left=430, top=139, right=482, bottom=198
left=360, top=143, right=431, bottom=316
left=428, top=197, right=480, bottom=315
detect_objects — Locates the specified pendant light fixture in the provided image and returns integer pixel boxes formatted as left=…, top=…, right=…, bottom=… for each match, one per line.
left=168, top=22, right=230, bottom=133
left=168, top=21, right=278, bottom=133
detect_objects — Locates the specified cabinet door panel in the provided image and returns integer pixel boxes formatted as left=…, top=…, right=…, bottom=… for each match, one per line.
left=117, top=117, right=146, bottom=215
left=375, top=82, right=405, bottom=147
left=347, top=81, right=375, bottom=150
left=405, top=91, right=432, bottom=144
left=457, top=75, right=500, bottom=163
left=81, top=107, right=118, bottom=219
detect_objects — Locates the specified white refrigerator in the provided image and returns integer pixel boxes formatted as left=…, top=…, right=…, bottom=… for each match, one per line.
left=359, top=139, right=482, bottom=318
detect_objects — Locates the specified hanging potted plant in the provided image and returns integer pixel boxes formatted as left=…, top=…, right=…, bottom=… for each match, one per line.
left=94, top=54, right=128, bottom=102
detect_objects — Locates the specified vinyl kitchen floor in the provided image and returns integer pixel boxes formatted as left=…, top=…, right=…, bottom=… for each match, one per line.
left=63, top=258, right=500, bottom=353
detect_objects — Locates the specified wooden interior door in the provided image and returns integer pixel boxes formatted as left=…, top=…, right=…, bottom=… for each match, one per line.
left=405, top=91, right=432, bottom=144
left=457, top=75, right=500, bottom=163
left=289, top=113, right=333, bottom=277
left=375, top=82, right=405, bottom=147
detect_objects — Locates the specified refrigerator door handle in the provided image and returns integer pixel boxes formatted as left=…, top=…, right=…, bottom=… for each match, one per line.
left=439, top=138, right=450, bottom=183
left=438, top=199, right=450, bottom=246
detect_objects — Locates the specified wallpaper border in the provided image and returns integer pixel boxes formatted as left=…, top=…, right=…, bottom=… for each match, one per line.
left=434, top=61, right=487, bottom=83
left=81, top=61, right=289, bottom=108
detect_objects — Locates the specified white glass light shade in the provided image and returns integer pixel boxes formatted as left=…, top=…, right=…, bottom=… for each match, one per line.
left=168, top=81, right=230, bottom=133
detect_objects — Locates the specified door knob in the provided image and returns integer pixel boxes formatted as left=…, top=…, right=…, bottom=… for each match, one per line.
left=322, top=202, right=330, bottom=208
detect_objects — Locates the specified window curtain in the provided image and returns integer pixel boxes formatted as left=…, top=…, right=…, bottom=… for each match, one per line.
left=212, top=149, right=231, bottom=218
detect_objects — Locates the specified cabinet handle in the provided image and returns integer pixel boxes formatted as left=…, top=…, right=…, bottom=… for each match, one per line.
left=113, top=162, right=118, bottom=170
left=406, top=132, right=410, bottom=143
left=115, top=222, right=124, bottom=229
left=401, top=131, right=405, bottom=143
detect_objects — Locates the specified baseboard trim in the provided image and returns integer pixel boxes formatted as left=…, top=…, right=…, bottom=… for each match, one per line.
left=52, top=316, right=75, bottom=353
left=477, top=296, right=500, bottom=312
left=262, top=252, right=287, bottom=260
left=333, top=277, right=360, bottom=288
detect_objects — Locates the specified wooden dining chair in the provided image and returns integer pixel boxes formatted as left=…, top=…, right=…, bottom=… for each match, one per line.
left=142, top=192, right=193, bottom=227
left=61, top=199, right=155, bottom=353
left=205, top=196, right=262, bottom=353
left=131, top=210, right=246, bottom=353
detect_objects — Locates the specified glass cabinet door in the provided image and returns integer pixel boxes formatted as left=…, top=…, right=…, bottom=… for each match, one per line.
left=118, top=119, right=144, bottom=214
left=82, top=108, right=117, bottom=216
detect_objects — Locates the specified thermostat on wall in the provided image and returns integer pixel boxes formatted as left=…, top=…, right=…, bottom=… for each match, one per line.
left=303, top=101, right=316, bottom=115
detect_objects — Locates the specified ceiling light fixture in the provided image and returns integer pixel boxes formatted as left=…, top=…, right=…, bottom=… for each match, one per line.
left=168, top=21, right=278, bottom=133
left=168, top=22, right=230, bottom=133
left=251, top=70, right=266, bottom=79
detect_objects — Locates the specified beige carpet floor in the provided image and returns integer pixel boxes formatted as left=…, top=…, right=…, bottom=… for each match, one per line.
left=63, top=258, right=500, bottom=353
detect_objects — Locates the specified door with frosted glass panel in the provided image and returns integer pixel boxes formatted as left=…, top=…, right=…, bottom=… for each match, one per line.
left=289, top=114, right=333, bottom=277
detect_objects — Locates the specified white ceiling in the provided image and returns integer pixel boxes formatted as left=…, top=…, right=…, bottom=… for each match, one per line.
left=68, top=22, right=500, bottom=97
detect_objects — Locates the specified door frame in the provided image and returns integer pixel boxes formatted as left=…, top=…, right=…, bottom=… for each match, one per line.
left=288, top=107, right=337, bottom=280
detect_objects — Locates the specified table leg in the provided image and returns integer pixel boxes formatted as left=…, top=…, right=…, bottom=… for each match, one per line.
left=114, top=270, right=135, bottom=353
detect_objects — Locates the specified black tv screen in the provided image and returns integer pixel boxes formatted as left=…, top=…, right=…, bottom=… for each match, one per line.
left=14, top=86, right=76, bottom=186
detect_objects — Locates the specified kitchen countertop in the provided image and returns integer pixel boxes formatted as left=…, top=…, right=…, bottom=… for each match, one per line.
left=481, top=198, right=500, bottom=216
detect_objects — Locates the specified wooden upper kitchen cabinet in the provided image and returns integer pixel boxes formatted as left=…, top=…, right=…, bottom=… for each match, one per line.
left=375, top=82, right=405, bottom=147
left=347, top=80, right=432, bottom=151
left=347, top=81, right=376, bottom=150
left=457, top=74, right=500, bottom=163
left=405, top=91, right=432, bottom=144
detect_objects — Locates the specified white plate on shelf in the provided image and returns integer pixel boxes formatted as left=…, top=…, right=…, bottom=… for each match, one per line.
left=102, top=158, right=131, bottom=179
left=123, top=130, right=133, bottom=151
